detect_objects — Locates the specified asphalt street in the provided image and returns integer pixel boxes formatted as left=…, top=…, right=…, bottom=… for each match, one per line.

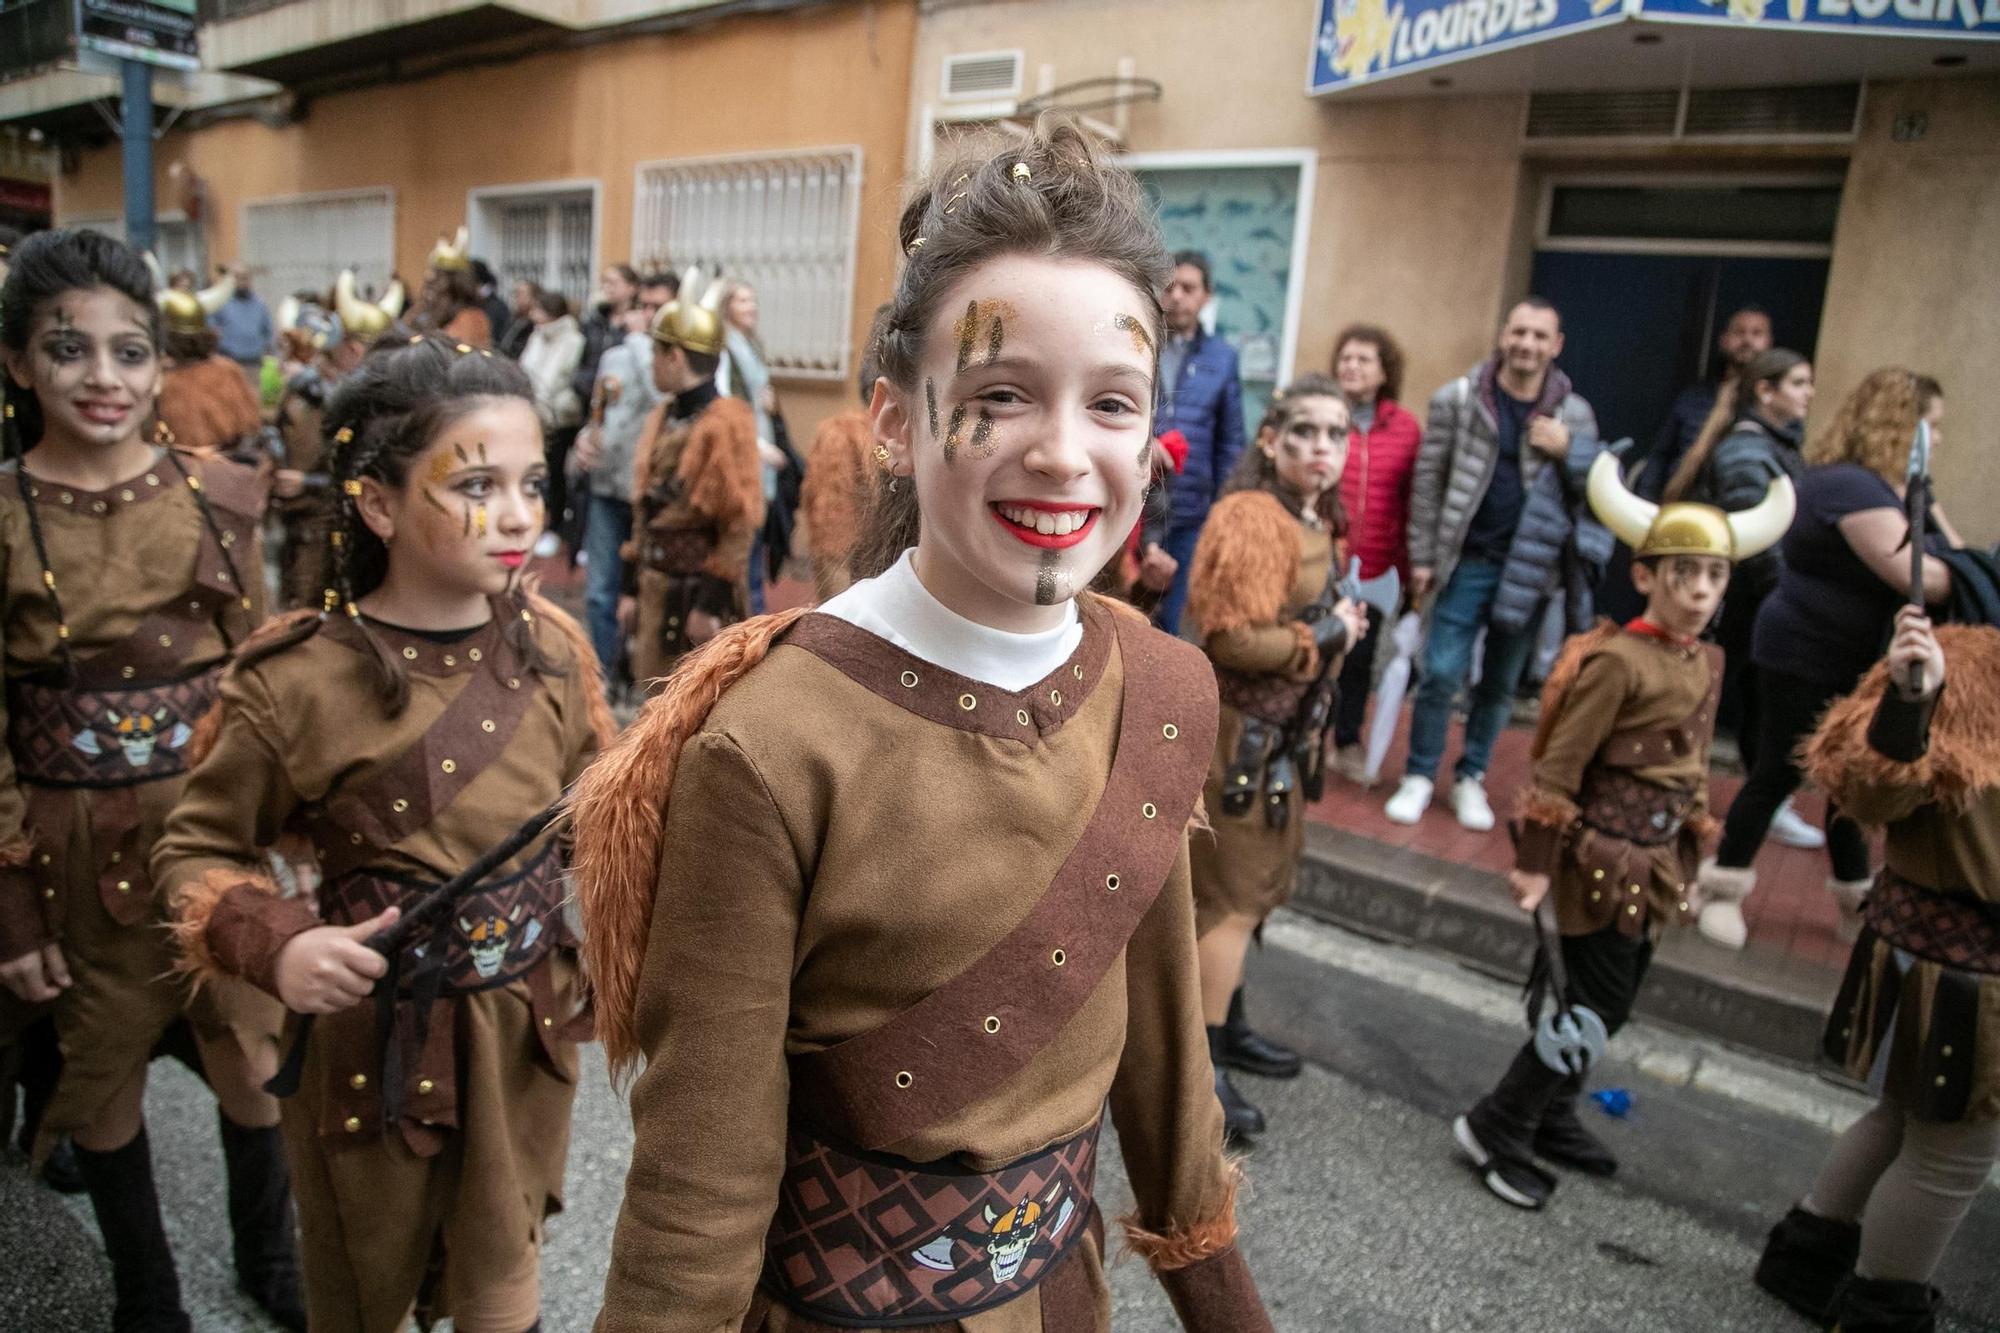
left=3, top=910, right=1995, bottom=1332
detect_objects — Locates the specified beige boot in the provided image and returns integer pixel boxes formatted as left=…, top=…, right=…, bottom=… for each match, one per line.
left=1826, top=876, right=1871, bottom=941
left=1697, top=858, right=1757, bottom=950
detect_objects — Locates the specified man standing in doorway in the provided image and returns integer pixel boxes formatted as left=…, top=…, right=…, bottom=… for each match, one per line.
left=1386, top=297, right=1604, bottom=830
left=1150, top=250, right=1246, bottom=635
left=210, top=263, right=273, bottom=382
left=1644, top=304, right=1772, bottom=498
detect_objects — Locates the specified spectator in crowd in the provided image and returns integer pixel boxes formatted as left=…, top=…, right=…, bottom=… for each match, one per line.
left=209, top=262, right=273, bottom=380
left=1151, top=249, right=1246, bottom=635
left=520, top=289, right=586, bottom=558
left=1664, top=347, right=1823, bottom=851
left=500, top=278, right=539, bottom=359
left=1330, top=324, right=1423, bottom=784
left=413, top=230, right=492, bottom=348
left=471, top=258, right=513, bottom=353
left=569, top=273, right=673, bottom=677
left=1385, top=297, right=1603, bottom=830
left=717, top=278, right=792, bottom=614
left=1697, top=370, right=1954, bottom=949
left=1647, top=305, right=1773, bottom=496
left=573, top=262, right=639, bottom=411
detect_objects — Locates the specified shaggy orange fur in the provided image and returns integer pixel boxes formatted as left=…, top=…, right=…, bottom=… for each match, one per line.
left=1804, top=625, right=2000, bottom=814
left=566, top=605, right=811, bottom=1076
left=1120, top=1160, right=1242, bottom=1272
left=527, top=592, right=616, bottom=750
left=1530, top=620, right=1620, bottom=760
left=1184, top=491, right=1301, bottom=640
left=1517, top=787, right=1581, bottom=831
left=680, top=397, right=766, bottom=531
left=799, top=411, right=876, bottom=564
left=158, top=356, right=262, bottom=457
left=168, top=864, right=277, bottom=991
left=1686, top=810, right=1721, bottom=844
left=0, top=832, right=30, bottom=870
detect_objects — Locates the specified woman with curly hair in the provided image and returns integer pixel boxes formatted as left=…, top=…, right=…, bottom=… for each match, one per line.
left=1696, top=369, right=1953, bottom=949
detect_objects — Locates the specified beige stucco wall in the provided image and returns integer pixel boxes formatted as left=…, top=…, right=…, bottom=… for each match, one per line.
left=58, top=0, right=918, bottom=441
left=1817, top=75, right=2000, bottom=546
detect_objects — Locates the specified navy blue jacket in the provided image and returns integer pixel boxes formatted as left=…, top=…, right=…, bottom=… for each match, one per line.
left=1158, top=329, right=1246, bottom=531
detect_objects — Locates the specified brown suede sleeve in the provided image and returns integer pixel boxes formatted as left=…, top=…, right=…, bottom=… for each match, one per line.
left=1514, top=816, right=1569, bottom=879
left=207, top=882, right=321, bottom=996
left=1206, top=621, right=1315, bottom=677
left=0, top=863, right=51, bottom=962
left=1530, top=650, right=1632, bottom=804
left=1157, top=1247, right=1275, bottom=1333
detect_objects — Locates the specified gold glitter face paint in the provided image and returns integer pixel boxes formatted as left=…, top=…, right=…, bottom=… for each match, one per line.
left=942, top=405, right=967, bottom=464
left=925, top=379, right=940, bottom=439
left=951, top=299, right=1015, bottom=373
left=1112, top=312, right=1155, bottom=357
left=1034, top=551, right=1072, bottom=606
left=966, top=410, right=996, bottom=461
left=474, top=504, right=488, bottom=538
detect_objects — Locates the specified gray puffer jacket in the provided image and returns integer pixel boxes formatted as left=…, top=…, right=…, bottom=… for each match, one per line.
left=1407, top=358, right=1605, bottom=633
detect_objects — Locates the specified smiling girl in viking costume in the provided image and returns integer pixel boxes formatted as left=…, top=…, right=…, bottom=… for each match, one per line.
left=157, top=336, right=610, bottom=1333
left=1451, top=455, right=1794, bottom=1210
left=572, top=123, right=1271, bottom=1333
left=155, top=268, right=265, bottom=461
left=0, top=229, right=296, bottom=1332
left=1184, top=376, right=1367, bottom=1146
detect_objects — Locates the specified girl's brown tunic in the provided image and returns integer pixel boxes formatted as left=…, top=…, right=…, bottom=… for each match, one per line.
left=1185, top=489, right=1340, bottom=935
left=155, top=596, right=608, bottom=1333
left=0, top=447, right=280, bottom=1143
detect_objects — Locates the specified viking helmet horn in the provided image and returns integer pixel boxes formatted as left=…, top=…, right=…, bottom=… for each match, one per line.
left=335, top=270, right=400, bottom=341
left=196, top=272, right=234, bottom=315
left=1725, top=474, right=1797, bottom=560
left=1586, top=453, right=1657, bottom=552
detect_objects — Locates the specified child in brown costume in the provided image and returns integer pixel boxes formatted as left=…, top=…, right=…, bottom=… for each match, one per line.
left=1452, top=451, right=1794, bottom=1210
left=156, top=281, right=265, bottom=461
left=572, top=124, right=1270, bottom=1332
left=0, top=229, right=297, bottom=1332
left=158, top=336, right=610, bottom=1333
left=1754, top=608, right=2000, bottom=1333
left=617, top=276, right=764, bottom=685
left=1185, top=376, right=1366, bottom=1144
left=797, top=337, right=884, bottom=602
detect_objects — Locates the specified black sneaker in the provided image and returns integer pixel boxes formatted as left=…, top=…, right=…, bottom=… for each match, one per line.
left=1454, top=1115, right=1556, bottom=1210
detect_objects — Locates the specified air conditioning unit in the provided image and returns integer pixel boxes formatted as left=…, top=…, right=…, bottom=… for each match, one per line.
left=942, top=50, right=1024, bottom=102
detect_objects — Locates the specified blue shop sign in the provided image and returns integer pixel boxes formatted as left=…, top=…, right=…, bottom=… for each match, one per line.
left=1309, top=0, right=2000, bottom=92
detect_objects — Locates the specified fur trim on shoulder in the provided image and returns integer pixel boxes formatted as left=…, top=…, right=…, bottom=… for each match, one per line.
left=168, top=865, right=277, bottom=992
left=567, top=605, right=811, bottom=1077
left=680, top=397, right=766, bottom=531
left=800, top=411, right=875, bottom=564
left=1185, top=491, right=1301, bottom=640
left=1121, top=1159, right=1243, bottom=1273
left=1804, top=624, right=2000, bottom=812
left=528, top=591, right=616, bottom=750
left=1531, top=619, right=1621, bottom=760
left=159, top=357, right=263, bottom=459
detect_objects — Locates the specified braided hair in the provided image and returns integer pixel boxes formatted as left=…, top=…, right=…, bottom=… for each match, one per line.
left=250, top=333, right=561, bottom=714
left=851, top=117, right=1173, bottom=581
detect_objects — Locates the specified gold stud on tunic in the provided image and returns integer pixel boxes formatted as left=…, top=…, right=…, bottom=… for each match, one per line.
left=392, top=799, right=409, bottom=813
left=115, top=880, right=130, bottom=893
left=1142, top=803, right=1157, bottom=820
left=1105, top=873, right=1120, bottom=892
left=959, top=693, right=977, bottom=711
left=983, top=1016, right=1001, bottom=1034
left=343, top=1117, right=362, bottom=1133
left=1051, top=949, right=1067, bottom=967
left=900, top=670, right=919, bottom=688
left=417, top=1078, right=435, bottom=1094
left=402, top=647, right=419, bottom=660
left=481, top=720, right=496, bottom=733
left=468, top=649, right=482, bottom=662
left=894, top=1071, right=914, bottom=1089
left=1162, top=723, right=1179, bottom=740
left=441, top=759, right=457, bottom=774
left=350, top=1074, right=367, bottom=1090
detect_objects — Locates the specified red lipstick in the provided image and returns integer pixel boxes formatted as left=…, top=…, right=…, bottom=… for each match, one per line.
left=990, top=501, right=1100, bottom=551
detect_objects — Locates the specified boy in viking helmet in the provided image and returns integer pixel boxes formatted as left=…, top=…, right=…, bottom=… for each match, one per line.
left=1452, top=453, right=1794, bottom=1210
left=155, top=268, right=265, bottom=459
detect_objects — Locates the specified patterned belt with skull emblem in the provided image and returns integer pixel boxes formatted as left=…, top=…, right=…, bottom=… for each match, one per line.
left=1576, top=767, right=1694, bottom=847
left=319, top=839, right=565, bottom=995
left=6, top=665, right=222, bottom=788
left=761, top=1118, right=1100, bottom=1325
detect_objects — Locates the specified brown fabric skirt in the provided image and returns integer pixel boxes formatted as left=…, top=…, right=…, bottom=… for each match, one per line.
left=281, top=955, right=583, bottom=1333
left=744, top=1216, right=1110, bottom=1333
left=0, top=782, right=283, bottom=1148
left=1190, top=705, right=1304, bottom=936
left=1826, top=926, right=2000, bottom=1125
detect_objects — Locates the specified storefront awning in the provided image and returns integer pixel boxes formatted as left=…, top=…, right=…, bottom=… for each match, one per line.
left=1308, top=0, right=2000, bottom=97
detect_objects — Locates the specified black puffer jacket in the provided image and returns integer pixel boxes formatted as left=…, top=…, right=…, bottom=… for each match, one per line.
left=1678, top=412, right=1805, bottom=602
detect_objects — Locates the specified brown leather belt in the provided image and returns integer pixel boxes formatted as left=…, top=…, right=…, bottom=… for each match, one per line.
left=6, top=666, right=221, bottom=788
left=1577, top=767, right=1693, bottom=847
left=761, top=1119, right=1100, bottom=1327
left=639, top=526, right=712, bottom=575
left=1866, top=869, right=2000, bottom=974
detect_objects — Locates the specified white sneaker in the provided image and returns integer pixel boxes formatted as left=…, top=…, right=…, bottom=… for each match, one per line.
left=1450, top=776, right=1496, bottom=832
left=533, top=530, right=562, bottom=559
left=1385, top=776, right=1434, bottom=825
left=1769, top=799, right=1827, bottom=851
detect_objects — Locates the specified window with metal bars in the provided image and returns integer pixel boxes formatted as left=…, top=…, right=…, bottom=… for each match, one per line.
left=632, top=147, right=863, bottom=380
left=484, top=190, right=596, bottom=311
left=240, top=189, right=396, bottom=303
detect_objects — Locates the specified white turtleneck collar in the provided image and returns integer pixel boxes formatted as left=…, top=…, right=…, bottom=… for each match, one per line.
left=817, top=550, right=1083, bottom=691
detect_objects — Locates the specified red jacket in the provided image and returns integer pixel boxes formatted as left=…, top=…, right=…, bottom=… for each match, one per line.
left=1337, top=397, right=1422, bottom=581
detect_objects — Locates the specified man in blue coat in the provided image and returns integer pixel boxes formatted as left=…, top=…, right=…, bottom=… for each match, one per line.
left=1150, top=251, right=1246, bottom=635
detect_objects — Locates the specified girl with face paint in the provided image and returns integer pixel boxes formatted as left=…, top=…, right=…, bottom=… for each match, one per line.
left=571, top=123, right=1273, bottom=1332
left=1182, top=377, right=1367, bottom=1144
left=0, top=228, right=298, bottom=1331
left=158, top=335, right=612, bottom=1333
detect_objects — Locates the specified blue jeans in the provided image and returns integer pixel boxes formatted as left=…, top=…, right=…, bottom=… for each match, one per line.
left=748, top=532, right=768, bottom=615
left=1405, top=558, right=1539, bottom=784
left=583, top=494, right=631, bottom=681
left=1151, top=520, right=1205, bottom=637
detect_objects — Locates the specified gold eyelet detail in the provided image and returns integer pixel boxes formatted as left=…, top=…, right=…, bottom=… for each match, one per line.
left=900, top=670, right=919, bottom=688
left=1162, top=723, right=1179, bottom=740
left=1017, top=709, right=1031, bottom=726
left=1105, top=873, right=1120, bottom=892
left=441, top=759, right=457, bottom=774
left=468, top=648, right=482, bottom=662
left=542, top=1016, right=554, bottom=1027
left=402, top=647, right=419, bottom=660
left=1072, top=664, right=1083, bottom=679
left=1142, top=803, right=1157, bottom=820
left=417, top=1078, right=434, bottom=1094
left=895, top=1071, right=914, bottom=1089
left=120, top=665, right=135, bottom=679
left=343, top=1117, right=362, bottom=1133
left=442, top=654, right=456, bottom=667
left=91, top=500, right=107, bottom=514
left=959, top=693, right=977, bottom=711
left=115, top=880, right=131, bottom=893
left=157, top=634, right=172, bottom=648
left=982, top=1016, right=1001, bottom=1034
left=349, top=1073, right=367, bottom=1089
left=481, top=719, right=496, bottom=733
left=349, top=833, right=363, bottom=845
left=120, top=489, right=135, bottom=502
left=1051, top=949, right=1067, bottom=966
left=392, top=799, right=409, bottom=813
left=145, top=474, right=159, bottom=486
left=507, top=677, right=521, bottom=689
left=58, top=492, right=72, bottom=505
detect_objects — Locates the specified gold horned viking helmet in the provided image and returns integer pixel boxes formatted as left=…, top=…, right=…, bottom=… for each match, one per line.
left=1586, top=452, right=1795, bottom=562
left=334, top=270, right=407, bottom=342
left=428, top=225, right=472, bottom=273
left=649, top=265, right=727, bottom=359
left=146, top=252, right=231, bottom=336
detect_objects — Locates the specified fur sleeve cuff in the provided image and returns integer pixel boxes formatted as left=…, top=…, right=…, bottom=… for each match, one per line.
left=1514, top=789, right=1578, bottom=877
left=172, top=867, right=319, bottom=998
left=1156, top=1248, right=1273, bottom=1333
left=1685, top=809, right=1721, bottom=845
left=1121, top=1160, right=1241, bottom=1274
